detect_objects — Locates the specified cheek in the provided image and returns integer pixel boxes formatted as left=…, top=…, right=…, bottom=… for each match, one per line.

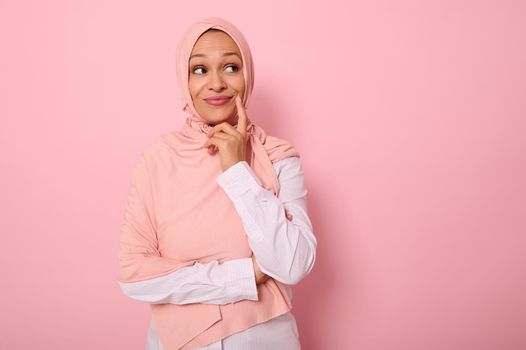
left=229, top=76, right=245, bottom=93
left=187, top=79, right=201, bottom=99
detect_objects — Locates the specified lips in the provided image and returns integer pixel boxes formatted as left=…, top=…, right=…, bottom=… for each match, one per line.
left=204, top=95, right=232, bottom=106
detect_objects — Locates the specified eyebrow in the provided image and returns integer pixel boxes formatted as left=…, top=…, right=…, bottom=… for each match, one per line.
left=189, top=52, right=241, bottom=61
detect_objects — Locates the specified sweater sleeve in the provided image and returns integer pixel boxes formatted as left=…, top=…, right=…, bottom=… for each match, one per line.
left=117, top=153, right=258, bottom=305
left=216, top=157, right=317, bottom=285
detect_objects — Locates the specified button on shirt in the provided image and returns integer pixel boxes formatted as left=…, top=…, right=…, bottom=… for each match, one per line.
left=119, top=156, right=316, bottom=350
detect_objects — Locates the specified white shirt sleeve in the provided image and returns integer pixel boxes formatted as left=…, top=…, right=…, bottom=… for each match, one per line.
left=118, top=257, right=258, bottom=305
left=216, top=156, right=317, bottom=285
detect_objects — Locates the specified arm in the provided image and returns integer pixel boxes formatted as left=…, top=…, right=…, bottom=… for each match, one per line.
left=117, top=153, right=258, bottom=305
left=118, top=257, right=258, bottom=305
left=216, top=156, right=317, bottom=285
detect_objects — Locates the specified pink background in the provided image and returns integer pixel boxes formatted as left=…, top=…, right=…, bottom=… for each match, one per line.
left=1, top=1, right=525, bottom=349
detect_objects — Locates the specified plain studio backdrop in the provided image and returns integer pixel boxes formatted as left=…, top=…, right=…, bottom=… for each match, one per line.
left=1, top=1, right=525, bottom=349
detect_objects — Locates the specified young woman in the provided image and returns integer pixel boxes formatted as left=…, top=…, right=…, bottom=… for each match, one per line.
left=117, top=17, right=317, bottom=350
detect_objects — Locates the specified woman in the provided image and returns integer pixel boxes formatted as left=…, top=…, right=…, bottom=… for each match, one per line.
left=117, top=17, right=317, bottom=350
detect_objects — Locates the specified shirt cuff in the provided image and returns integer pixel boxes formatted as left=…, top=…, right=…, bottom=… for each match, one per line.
left=216, top=161, right=263, bottom=197
left=221, top=258, right=259, bottom=303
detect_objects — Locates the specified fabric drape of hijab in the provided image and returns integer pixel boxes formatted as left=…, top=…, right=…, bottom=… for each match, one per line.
left=118, top=17, right=300, bottom=350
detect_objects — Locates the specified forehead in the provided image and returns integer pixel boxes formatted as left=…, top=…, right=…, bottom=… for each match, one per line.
left=190, top=31, right=241, bottom=57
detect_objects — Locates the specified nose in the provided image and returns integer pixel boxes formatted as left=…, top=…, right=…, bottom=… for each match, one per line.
left=209, top=70, right=227, bottom=91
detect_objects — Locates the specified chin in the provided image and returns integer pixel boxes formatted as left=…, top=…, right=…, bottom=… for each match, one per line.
left=199, top=107, right=235, bottom=125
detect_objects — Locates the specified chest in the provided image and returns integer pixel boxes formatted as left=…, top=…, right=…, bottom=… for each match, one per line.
left=151, top=159, right=251, bottom=262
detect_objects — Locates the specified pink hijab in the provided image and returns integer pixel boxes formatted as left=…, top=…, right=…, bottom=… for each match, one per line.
left=119, top=17, right=300, bottom=350
left=175, top=16, right=299, bottom=195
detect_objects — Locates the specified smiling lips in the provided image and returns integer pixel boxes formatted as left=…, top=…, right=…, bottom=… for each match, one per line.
left=204, top=95, right=232, bottom=106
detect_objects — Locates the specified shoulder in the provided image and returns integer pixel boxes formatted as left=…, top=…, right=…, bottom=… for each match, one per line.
left=139, top=132, right=177, bottom=163
left=131, top=132, right=177, bottom=178
left=273, top=156, right=303, bottom=181
left=261, top=132, right=301, bottom=162
left=273, top=156, right=302, bottom=177
left=264, top=134, right=296, bottom=152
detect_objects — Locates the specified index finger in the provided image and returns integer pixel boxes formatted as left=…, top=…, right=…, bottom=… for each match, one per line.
left=235, top=94, right=247, bottom=135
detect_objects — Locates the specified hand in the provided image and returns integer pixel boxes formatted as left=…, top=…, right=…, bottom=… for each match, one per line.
left=251, top=253, right=270, bottom=285
left=203, top=94, right=248, bottom=172
left=285, top=209, right=293, bottom=221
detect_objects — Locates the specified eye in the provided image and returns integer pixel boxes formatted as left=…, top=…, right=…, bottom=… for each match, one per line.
left=192, top=65, right=206, bottom=75
left=225, top=64, right=239, bottom=73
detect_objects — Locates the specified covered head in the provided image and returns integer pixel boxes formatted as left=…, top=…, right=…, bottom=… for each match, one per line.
left=175, top=17, right=254, bottom=124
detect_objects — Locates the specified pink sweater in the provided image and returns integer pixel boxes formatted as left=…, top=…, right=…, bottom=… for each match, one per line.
left=118, top=133, right=316, bottom=349
left=121, top=156, right=315, bottom=349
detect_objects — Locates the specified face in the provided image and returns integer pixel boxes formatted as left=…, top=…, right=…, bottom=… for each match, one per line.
left=188, top=30, right=245, bottom=126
